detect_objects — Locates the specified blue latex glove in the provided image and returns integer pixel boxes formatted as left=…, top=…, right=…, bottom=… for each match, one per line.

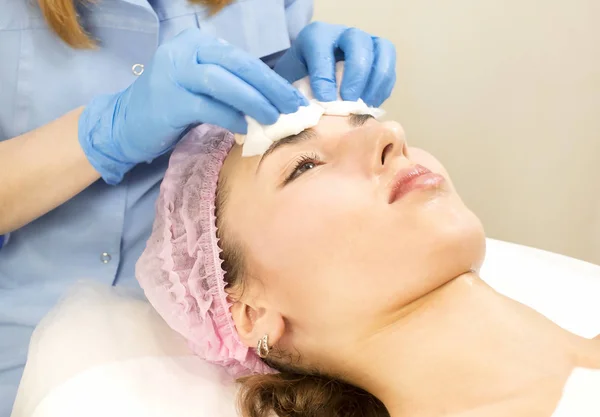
left=79, top=28, right=307, bottom=185
left=274, top=22, right=397, bottom=107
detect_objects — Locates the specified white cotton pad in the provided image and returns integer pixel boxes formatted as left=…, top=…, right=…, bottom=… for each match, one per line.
left=239, top=61, right=386, bottom=157
left=238, top=102, right=325, bottom=156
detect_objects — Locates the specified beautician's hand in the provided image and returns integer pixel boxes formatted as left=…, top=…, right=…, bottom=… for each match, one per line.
left=274, top=22, right=397, bottom=107
left=78, top=28, right=307, bottom=185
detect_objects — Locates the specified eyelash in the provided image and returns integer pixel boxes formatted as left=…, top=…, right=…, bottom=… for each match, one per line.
left=284, top=152, right=322, bottom=185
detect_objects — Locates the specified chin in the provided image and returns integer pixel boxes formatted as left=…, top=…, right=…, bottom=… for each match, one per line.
left=376, top=208, right=485, bottom=307
left=433, top=207, right=486, bottom=275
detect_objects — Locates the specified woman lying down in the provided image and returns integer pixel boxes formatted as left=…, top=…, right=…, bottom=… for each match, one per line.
left=13, top=114, right=600, bottom=417
left=133, top=114, right=600, bottom=417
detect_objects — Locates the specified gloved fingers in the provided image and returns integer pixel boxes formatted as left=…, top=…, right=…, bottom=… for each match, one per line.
left=297, top=22, right=347, bottom=102
left=361, top=37, right=397, bottom=107
left=193, top=36, right=307, bottom=115
left=337, top=28, right=375, bottom=102
left=177, top=63, right=281, bottom=126
left=181, top=92, right=248, bottom=134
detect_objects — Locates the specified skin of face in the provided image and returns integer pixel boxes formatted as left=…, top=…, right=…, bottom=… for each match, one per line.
left=220, top=115, right=485, bottom=374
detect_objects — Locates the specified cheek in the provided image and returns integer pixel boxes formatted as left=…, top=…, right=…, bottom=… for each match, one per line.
left=253, top=174, right=375, bottom=270
left=243, top=174, right=378, bottom=314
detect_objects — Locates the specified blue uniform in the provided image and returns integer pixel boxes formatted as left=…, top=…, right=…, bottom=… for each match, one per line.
left=0, top=0, right=312, bottom=413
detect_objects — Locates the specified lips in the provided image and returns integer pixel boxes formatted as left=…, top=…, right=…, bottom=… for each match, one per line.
left=388, top=165, right=445, bottom=203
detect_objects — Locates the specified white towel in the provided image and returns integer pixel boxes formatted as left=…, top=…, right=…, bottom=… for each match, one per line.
left=552, top=367, right=600, bottom=417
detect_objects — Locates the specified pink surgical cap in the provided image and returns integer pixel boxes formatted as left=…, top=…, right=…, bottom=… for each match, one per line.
left=136, top=124, right=273, bottom=377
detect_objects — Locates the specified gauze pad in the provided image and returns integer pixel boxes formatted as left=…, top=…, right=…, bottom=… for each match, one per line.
left=237, top=61, right=386, bottom=157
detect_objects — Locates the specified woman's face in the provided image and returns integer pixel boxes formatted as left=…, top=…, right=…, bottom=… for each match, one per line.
left=220, top=115, right=485, bottom=369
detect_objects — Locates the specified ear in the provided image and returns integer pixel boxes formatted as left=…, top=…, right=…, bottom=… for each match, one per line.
left=230, top=297, right=285, bottom=352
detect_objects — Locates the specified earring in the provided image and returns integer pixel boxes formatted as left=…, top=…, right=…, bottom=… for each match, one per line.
left=256, top=334, right=270, bottom=358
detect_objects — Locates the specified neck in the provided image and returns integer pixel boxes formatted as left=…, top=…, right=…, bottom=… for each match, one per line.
left=349, top=273, right=592, bottom=417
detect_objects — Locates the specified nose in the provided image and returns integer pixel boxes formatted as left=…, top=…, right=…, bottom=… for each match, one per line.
left=373, top=121, right=407, bottom=174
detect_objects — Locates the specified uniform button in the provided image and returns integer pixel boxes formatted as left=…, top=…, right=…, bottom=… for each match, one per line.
left=101, top=252, right=112, bottom=264
left=132, top=63, right=144, bottom=76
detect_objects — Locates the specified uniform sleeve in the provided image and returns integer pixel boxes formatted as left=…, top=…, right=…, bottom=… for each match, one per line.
left=262, top=0, right=313, bottom=68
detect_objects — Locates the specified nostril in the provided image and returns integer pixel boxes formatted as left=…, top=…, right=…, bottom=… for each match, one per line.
left=381, top=143, right=393, bottom=165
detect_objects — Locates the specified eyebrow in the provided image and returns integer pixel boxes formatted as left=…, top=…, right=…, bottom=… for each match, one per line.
left=258, top=129, right=318, bottom=168
left=348, top=113, right=375, bottom=127
left=257, top=114, right=375, bottom=170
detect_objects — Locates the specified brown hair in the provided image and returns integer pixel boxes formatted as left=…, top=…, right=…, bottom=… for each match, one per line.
left=38, top=0, right=234, bottom=49
left=215, top=177, right=390, bottom=417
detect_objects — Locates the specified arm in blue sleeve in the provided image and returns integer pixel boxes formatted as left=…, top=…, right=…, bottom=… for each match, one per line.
left=262, top=0, right=314, bottom=68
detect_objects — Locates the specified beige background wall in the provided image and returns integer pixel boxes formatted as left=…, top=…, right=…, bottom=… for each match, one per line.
left=314, top=0, right=600, bottom=264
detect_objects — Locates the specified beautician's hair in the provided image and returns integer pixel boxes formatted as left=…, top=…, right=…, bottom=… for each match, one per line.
left=38, top=0, right=233, bottom=48
left=215, top=179, right=390, bottom=417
